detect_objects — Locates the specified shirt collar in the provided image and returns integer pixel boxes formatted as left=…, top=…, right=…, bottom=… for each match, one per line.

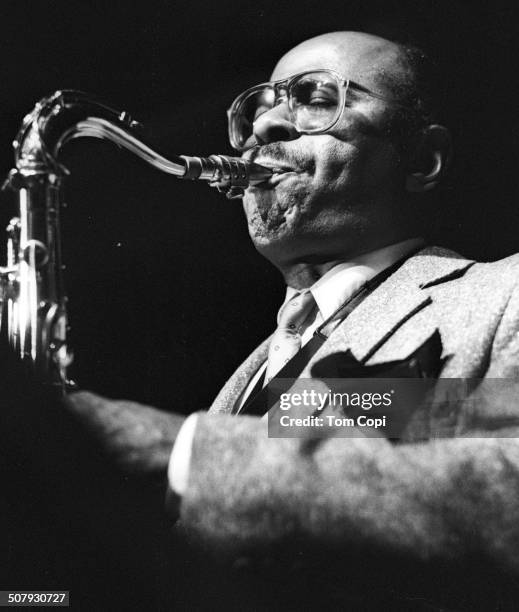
left=282, top=238, right=425, bottom=322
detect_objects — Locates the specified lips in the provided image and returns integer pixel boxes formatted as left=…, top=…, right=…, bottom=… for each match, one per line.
left=243, top=142, right=316, bottom=177
left=253, top=159, right=299, bottom=174
left=271, top=166, right=297, bottom=175
left=244, top=157, right=302, bottom=189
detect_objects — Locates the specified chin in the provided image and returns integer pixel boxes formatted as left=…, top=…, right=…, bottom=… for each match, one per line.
left=245, top=187, right=314, bottom=230
left=248, top=220, right=317, bottom=263
left=246, top=210, right=288, bottom=246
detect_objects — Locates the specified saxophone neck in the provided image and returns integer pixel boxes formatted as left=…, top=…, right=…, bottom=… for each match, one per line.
left=13, top=90, right=140, bottom=177
left=11, top=90, right=272, bottom=197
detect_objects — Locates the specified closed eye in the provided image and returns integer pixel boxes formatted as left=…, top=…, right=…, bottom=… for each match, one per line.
left=307, top=97, right=336, bottom=107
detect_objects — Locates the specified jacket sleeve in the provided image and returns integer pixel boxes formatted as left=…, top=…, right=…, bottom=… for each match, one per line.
left=180, top=414, right=519, bottom=571
left=178, top=283, right=519, bottom=572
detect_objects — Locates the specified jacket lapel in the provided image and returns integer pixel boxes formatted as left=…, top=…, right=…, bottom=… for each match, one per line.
left=303, top=247, right=476, bottom=372
left=210, top=247, right=476, bottom=414
left=209, top=337, right=271, bottom=414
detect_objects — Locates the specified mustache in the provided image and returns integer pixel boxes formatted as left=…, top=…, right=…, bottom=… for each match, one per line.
left=247, top=143, right=315, bottom=174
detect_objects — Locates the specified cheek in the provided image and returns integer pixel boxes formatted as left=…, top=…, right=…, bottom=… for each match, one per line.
left=310, top=144, right=358, bottom=194
left=311, top=137, right=357, bottom=175
left=316, top=139, right=402, bottom=191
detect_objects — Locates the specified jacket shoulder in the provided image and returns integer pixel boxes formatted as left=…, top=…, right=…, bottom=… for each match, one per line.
left=420, top=246, right=519, bottom=291
left=466, top=252, right=519, bottom=290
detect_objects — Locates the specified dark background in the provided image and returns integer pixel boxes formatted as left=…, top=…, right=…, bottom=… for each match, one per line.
left=0, top=0, right=518, bottom=609
left=0, top=0, right=518, bottom=410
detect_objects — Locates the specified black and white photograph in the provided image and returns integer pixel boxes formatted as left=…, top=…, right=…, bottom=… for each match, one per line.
left=1, top=1, right=519, bottom=610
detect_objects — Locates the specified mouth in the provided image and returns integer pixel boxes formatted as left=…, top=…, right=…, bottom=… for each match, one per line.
left=270, top=166, right=298, bottom=176
left=253, top=158, right=299, bottom=174
left=250, top=158, right=303, bottom=187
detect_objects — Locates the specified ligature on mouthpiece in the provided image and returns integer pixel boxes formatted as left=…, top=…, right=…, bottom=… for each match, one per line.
left=179, top=154, right=273, bottom=199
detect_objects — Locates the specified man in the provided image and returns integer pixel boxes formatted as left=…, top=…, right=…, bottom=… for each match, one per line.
left=64, top=31, right=519, bottom=608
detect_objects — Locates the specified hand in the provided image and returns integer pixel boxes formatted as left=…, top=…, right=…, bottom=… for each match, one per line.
left=64, top=391, right=185, bottom=476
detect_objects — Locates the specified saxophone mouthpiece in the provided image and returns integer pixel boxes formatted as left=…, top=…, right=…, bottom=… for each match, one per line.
left=179, top=154, right=273, bottom=199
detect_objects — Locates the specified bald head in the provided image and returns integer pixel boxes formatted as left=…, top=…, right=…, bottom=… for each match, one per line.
left=271, top=31, right=438, bottom=140
left=272, top=31, right=414, bottom=101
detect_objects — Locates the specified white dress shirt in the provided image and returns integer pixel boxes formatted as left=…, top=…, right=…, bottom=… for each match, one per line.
left=168, top=238, right=424, bottom=498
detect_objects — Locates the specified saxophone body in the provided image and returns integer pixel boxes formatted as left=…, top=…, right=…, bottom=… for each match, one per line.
left=0, top=90, right=271, bottom=389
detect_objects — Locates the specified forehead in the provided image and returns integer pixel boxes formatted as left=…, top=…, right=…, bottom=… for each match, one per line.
left=270, top=33, right=407, bottom=94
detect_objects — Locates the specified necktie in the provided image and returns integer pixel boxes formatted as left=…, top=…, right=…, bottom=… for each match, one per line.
left=264, top=290, right=316, bottom=384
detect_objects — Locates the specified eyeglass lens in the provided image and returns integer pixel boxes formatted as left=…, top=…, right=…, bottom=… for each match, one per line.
left=232, top=71, right=342, bottom=150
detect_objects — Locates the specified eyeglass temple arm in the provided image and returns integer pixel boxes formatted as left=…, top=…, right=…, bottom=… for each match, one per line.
left=347, top=79, right=409, bottom=108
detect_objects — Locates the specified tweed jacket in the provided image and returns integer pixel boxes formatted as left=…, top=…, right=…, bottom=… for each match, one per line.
left=210, top=246, right=519, bottom=411
left=176, top=246, right=519, bottom=598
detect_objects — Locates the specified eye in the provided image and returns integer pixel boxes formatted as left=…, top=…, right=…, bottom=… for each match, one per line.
left=307, top=94, right=336, bottom=107
left=292, top=80, right=339, bottom=108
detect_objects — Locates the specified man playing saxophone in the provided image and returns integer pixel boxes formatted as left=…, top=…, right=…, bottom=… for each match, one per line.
left=6, top=30, right=519, bottom=609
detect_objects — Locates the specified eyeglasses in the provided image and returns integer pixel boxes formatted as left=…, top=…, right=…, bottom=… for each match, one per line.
left=227, top=68, right=404, bottom=151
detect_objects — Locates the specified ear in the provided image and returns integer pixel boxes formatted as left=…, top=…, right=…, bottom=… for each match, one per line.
left=405, top=125, right=452, bottom=193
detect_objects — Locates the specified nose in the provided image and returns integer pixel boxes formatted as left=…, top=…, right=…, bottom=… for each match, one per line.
left=252, top=102, right=300, bottom=146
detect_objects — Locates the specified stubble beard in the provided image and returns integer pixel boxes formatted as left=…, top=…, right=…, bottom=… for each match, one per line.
left=244, top=182, right=313, bottom=245
left=244, top=178, right=389, bottom=265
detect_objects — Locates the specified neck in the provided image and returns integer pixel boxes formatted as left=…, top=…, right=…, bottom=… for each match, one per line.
left=278, top=260, right=344, bottom=290
left=275, top=235, right=421, bottom=290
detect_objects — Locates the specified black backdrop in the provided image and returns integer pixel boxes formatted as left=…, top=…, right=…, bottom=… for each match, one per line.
left=1, top=0, right=518, bottom=609
left=0, top=0, right=518, bottom=408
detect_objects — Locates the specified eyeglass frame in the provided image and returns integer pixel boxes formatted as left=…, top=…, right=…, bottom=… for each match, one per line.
left=227, top=68, right=408, bottom=151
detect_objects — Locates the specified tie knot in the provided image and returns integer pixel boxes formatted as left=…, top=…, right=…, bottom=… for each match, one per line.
left=277, top=290, right=316, bottom=332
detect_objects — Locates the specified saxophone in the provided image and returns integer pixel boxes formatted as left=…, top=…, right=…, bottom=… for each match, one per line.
left=0, top=90, right=272, bottom=390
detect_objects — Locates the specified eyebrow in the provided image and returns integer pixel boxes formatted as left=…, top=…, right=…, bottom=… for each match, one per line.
left=349, top=79, right=387, bottom=100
